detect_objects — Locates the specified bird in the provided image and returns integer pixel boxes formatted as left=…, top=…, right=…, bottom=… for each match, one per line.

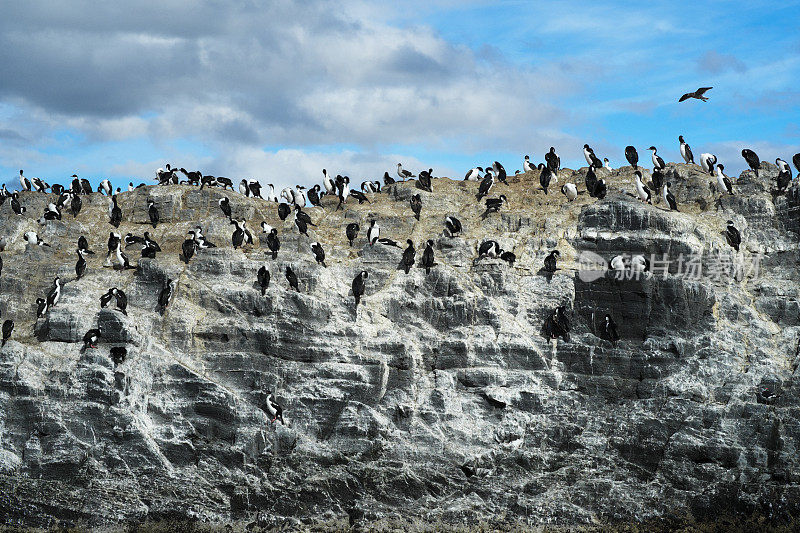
left=678, top=135, right=694, bottom=164
left=776, top=158, right=792, bottom=192
left=367, top=220, right=380, bottom=245
left=397, top=163, right=415, bottom=181
left=539, top=167, right=553, bottom=195
left=715, top=165, right=734, bottom=195
left=625, top=146, right=639, bottom=169
left=352, top=270, right=368, bottom=309
left=75, top=249, right=88, bottom=280
left=82, top=328, right=101, bottom=350
left=543, top=306, right=571, bottom=341
left=10, top=193, right=25, bottom=215
left=484, top=194, right=507, bottom=213
left=239, top=179, right=250, bottom=196
left=465, top=167, right=484, bottom=181
left=499, top=251, right=516, bottom=266
left=266, top=183, right=278, bottom=203
left=349, top=189, right=370, bottom=204
left=417, top=170, right=432, bottom=192
left=110, top=347, right=127, bottom=366
left=46, top=277, right=62, bottom=308
left=400, top=240, right=416, bottom=274
left=679, top=87, right=712, bottom=102
left=278, top=202, right=291, bottom=221
left=492, top=161, right=508, bottom=185
left=444, top=216, right=462, bottom=238
left=345, top=223, right=359, bottom=247
left=36, top=298, right=48, bottom=319
left=741, top=149, right=760, bottom=176
left=109, top=195, right=122, bottom=227
left=266, top=228, right=280, bottom=259
left=793, top=153, right=800, bottom=175
left=476, top=173, right=494, bottom=200
left=285, top=266, right=299, bottom=291
left=545, top=147, right=560, bottom=173
left=726, top=221, right=741, bottom=252
left=99, top=179, right=112, bottom=196
left=322, top=169, right=336, bottom=196
left=421, top=240, right=435, bottom=274
left=24, top=231, right=49, bottom=247
left=634, top=171, right=652, bottom=204
left=560, top=183, right=578, bottom=202
left=1, top=319, right=13, bottom=347
left=648, top=146, right=665, bottom=171
left=307, top=184, right=322, bottom=206
left=663, top=182, right=677, bottom=211
left=523, top=156, right=535, bottom=173
left=219, top=197, right=232, bottom=218
left=113, top=240, right=133, bottom=270
left=383, top=172, right=396, bottom=186
left=651, top=168, right=664, bottom=195
left=112, top=288, right=128, bottom=315
left=148, top=200, right=159, bottom=228
left=182, top=232, right=197, bottom=263
left=700, top=153, right=717, bottom=175
left=261, top=392, right=284, bottom=425
left=19, top=170, right=31, bottom=191
left=105, top=232, right=121, bottom=266
left=600, top=314, right=620, bottom=346
left=257, top=266, right=270, bottom=295
left=410, top=194, right=422, bottom=220
left=377, top=238, right=402, bottom=248
left=100, top=288, right=116, bottom=310
left=193, top=227, right=216, bottom=249
left=583, top=145, right=603, bottom=169
left=603, top=158, right=613, bottom=171
left=158, top=279, right=176, bottom=314
left=478, top=240, right=502, bottom=258
left=543, top=250, right=560, bottom=273
left=70, top=193, right=82, bottom=217
left=310, top=242, right=327, bottom=267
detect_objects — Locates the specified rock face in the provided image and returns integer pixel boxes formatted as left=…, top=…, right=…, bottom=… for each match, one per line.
left=0, top=163, right=799, bottom=528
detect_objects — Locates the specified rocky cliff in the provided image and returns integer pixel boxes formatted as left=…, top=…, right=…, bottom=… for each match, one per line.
left=1, top=162, right=799, bottom=529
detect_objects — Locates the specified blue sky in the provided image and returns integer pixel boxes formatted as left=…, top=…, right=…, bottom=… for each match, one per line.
left=1, top=0, right=798, bottom=191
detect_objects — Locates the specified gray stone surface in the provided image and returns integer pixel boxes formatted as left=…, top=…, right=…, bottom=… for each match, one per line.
left=0, top=165, right=799, bottom=528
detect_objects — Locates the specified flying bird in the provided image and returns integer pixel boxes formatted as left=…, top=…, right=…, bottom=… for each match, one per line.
left=679, top=87, right=712, bottom=102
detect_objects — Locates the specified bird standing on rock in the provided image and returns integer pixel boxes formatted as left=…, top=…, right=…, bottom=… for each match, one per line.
left=346, top=223, right=359, bottom=246
left=421, top=240, right=435, bottom=274
left=726, top=221, right=741, bottom=252
left=410, top=194, right=422, bottom=220
left=352, top=270, right=368, bottom=309
left=401, top=240, right=416, bottom=274
left=257, top=266, right=270, bottom=295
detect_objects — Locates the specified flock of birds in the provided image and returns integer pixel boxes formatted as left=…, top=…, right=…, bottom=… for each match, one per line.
left=1, top=137, right=799, bottom=424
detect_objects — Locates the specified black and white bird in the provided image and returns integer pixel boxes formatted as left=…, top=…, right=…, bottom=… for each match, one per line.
left=109, top=195, right=122, bottom=228
left=410, top=194, right=422, bottom=220
left=261, top=392, right=284, bottom=425
left=285, top=266, right=299, bottom=291
left=444, top=216, right=462, bottom=237
left=257, top=266, right=270, bottom=295
left=75, top=249, right=88, bottom=280
left=335, top=177, right=351, bottom=210
left=239, top=179, right=250, bottom=196
left=307, top=184, right=322, bottom=206
left=310, top=242, right=327, bottom=267
left=266, top=228, right=280, bottom=259
left=99, top=179, right=112, bottom=196
left=352, top=270, right=368, bottom=309
left=19, top=170, right=31, bottom=191
left=323, top=169, right=336, bottom=196
left=400, top=240, right=416, bottom=274
left=124, top=232, right=145, bottom=248
left=346, top=223, right=359, bottom=246
left=367, top=220, right=380, bottom=245
left=193, top=226, right=216, bottom=249
left=82, top=328, right=101, bottom=350
left=148, top=200, right=159, bottom=228
left=700, top=153, right=717, bottom=175
left=158, top=279, right=176, bottom=314
left=561, top=183, right=578, bottom=201
left=41, top=202, right=61, bottom=221
left=583, top=145, right=602, bottom=169
left=266, top=183, right=278, bottom=203
left=545, top=147, right=560, bottom=173
left=679, top=86, right=712, bottom=102
left=100, top=288, right=116, bottom=310
left=24, top=231, right=49, bottom=247
left=523, top=156, right=535, bottom=173
left=715, top=165, right=734, bottom=195
left=634, top=171, right=652, bottom=204
left=46, top=276, right=62, bottom=308
left=383, top=171, right=396, bottom=186
left=1, top=319, right=13, bottom=347
left=417, top=170, right=432, bottom=192
left=278, top=202, right=291, bottom=221
left=663, top=182, right=677, bottom=211
left=476, top=173, right=494, bottom=200
left=600, top=314, right=620, bottom=346
left=492, top=161, right=508, bottom=185
left=219, top=197, right=232, bottom=218
left=421, top=240, right=435, bottom=274
left=625, top=146, right=639, bottom=169
left=484, top=195, right=507, bottom=215
left=651, top=168, right=664, bottom=195
left=678, top=135, right=694, bottom=164
left=113, top=241, right=133, bottom=270
left=182, top=232, right=197, bottom=262
left=105, top=232, right=121, bottom=266
left=465, top=166, right=484, bottom=181
left=776, top=158, right=792, bottom=192
left=36, top=298, right=48, bottom=318
left=478, top=240, right=502, bottom=258
left=603, top=158, right=613, bottom=171
left=10, top=193, right=25, bottom=215
left=112, top=288, right=128, bottom=315
left=397, top=163, right=415, bottom=181
left=539, top=167, right=553, bottom=195
left=543, top=250, right=560, bottom=273
left=741, top=149, right=760, bottom=176
left=648, top=146, right=665, bottom=170
left=726, top=220, right=741, bottom=252
left=500, top=251, right=516, bottom=266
